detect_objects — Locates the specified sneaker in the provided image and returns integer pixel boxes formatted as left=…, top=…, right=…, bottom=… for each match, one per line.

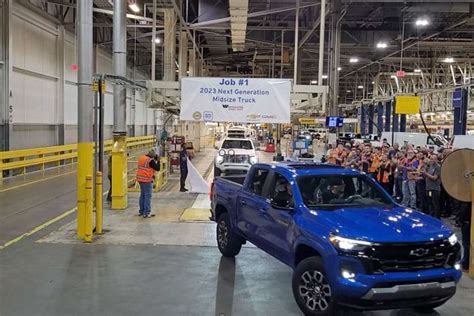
left=180, top=188, right=188, bottom=192
left=143, top=214, right=155, bottom=218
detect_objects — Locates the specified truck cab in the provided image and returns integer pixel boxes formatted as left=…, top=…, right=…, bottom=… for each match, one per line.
left=211, top=162, right=462, bottom=315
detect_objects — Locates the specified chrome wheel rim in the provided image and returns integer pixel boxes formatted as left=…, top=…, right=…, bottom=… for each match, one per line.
left=217, top=220, right=228, bottom=249
left=298, top=270, right=332, bottom=312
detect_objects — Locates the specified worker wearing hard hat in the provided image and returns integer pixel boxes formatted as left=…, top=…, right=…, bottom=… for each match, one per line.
left=136, top=149, right=161, bottom=218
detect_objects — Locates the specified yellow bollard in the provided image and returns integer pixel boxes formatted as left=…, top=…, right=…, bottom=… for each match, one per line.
left=77, top=142, right=94, bottom=240
left=84, top=175, right=93, bottom=243
left=95, top=171, right=103, bottom=235
left=112, top=135, right=128, bottom=209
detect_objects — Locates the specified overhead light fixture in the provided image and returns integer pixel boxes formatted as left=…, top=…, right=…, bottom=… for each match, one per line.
left=390, top=75, right=397, bottom=79
left=337, top=67, right=342, bottom=71
left=357, top=85, right=364, bottom=89
left=415, top=18, right=429, bottom=26
left=310, top=80, right=318, bottom=84
left=376, top=42, right=388, bottom=49
left=129, top=1, right=140, bottom=13
left=322, top=75, right=328, bottom=79
left=443, top=57, right=455, bottom=63
left=153, top=37, right=161, bottom=44
left=371, top=81, right=375, bottom=85
left=436, top=82, right=443, bottom=86
left=349, top=57, right=359, bottom=63
left=414, top=68, right=422, bottom=73
left=346, top=90, right=352, bottom=93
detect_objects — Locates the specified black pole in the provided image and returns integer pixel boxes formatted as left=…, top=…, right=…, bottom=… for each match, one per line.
left=93, top=80, right=99, bottom=177
left=98, top=77, right=105, bottom=173
left=391, top=98, right=395, bottom=146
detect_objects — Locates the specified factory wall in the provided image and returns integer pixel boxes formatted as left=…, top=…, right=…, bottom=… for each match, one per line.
left=9, top=2, right=161, bottom=150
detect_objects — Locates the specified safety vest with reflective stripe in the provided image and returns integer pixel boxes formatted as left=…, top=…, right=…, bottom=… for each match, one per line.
left=136, top=155, right=154, bottom=183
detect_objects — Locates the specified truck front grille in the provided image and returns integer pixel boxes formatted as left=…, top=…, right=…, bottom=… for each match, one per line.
left=222, top=154, right=250, bottom=164
left=363, top=239, right=461, bottom=273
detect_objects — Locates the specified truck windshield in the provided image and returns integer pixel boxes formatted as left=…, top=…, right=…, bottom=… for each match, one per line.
left=222, top=140, right=253, bottom=150
left=296, top=175, right=394, bottom=210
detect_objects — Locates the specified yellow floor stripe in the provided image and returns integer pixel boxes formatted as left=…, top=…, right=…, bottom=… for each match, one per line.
left=180, top=208, right=211, bottom=222
left=0, top=170, right=76, bottom=193
left=1, top=208, right=76, bottom=250
left=0, top=191, right=109, bottom=250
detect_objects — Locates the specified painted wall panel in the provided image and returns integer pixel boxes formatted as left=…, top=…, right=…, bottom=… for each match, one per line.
left=64, top=83, right=78, bottom=125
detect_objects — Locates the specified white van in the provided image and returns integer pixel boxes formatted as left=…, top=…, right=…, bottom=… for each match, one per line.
left=381, top=132, right=447, bottom=150
left=450, top=135, right=474, bottom=149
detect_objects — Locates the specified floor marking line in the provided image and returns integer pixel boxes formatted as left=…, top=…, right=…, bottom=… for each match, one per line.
left=1, top=191, right=109, bottom=250
left=1, top=208, right=77, bottom=250
left=0, top=170, right=76, bottom=193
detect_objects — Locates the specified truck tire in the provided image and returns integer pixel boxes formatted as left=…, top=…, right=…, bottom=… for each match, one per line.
left=292, top=257, right=334, bottom=316
left=214, top=166, right=221, bottom=177
left=216, top=212, right=242, bottom=257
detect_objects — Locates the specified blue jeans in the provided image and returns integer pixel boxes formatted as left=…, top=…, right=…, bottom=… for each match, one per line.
left=139, top=182, right=153, bottom=215
left=402, top=180, right=417, bottom=208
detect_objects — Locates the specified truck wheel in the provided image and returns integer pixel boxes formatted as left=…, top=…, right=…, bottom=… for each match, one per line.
left=413, top=300, right=449, bottom=313
left=216, top=212, right=242, bottom=257
left=214, top=166, right=221, bottom=177
left=292, top=257, right=334, bottom=316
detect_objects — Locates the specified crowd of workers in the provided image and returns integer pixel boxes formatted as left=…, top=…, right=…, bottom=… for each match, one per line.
left=325, top=140, right=471, bottom=271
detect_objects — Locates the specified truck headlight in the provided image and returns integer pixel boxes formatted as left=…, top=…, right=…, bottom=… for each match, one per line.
left=448, top=234, right=458, bottom=246
left=216, top=156, right=224, bottom=164
left=329, top=234, right=373, bottom=252
left=249, top=156, right=258, bottom=165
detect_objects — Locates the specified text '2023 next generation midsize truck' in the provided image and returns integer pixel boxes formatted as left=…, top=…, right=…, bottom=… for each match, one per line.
left=210, top=162, right=462, bottom=315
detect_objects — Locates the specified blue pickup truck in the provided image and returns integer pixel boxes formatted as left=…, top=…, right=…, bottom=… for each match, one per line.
left=210, top=162, right=462, bottom=315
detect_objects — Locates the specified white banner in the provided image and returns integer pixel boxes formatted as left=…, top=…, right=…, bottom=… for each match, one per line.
left=186, top=160, right=209, bottom=194
left=180, top=77, right=291, bottom=123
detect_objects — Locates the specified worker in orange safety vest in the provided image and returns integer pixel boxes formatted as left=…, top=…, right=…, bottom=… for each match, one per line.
left=136, top=149, right=161, bottom=218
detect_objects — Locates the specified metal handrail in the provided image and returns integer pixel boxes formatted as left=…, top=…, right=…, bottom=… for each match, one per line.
left=0, top=135, right=156, bottom=179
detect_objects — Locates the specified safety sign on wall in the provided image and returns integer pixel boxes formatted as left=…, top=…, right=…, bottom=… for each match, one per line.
left=180, top=77, right=291, bottom=123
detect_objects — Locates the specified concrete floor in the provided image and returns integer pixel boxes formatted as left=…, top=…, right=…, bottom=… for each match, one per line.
left=1, top=146, right=474, bottom=316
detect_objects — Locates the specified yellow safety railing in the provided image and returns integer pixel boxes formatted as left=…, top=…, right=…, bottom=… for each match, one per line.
left=128, top=157, right=169, bottom=192
left=0, top=135, right=156, bottom=179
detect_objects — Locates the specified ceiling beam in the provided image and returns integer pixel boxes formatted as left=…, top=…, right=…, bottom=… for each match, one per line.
left=342, top=16, right=474, bottom=78
left=189, top=2, right=319, bottom=28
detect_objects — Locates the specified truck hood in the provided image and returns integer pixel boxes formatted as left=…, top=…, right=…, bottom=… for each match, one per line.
left=315, top=206, right=452, bottom=243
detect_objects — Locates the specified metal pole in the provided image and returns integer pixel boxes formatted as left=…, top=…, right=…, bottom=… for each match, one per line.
left=318, top=0, right=327, bottom=113
left=280, top=30, right=284, bottom=78
left=293, top=0, right=299, bottom=84
left=113, top=0, right=127, bottom=133
left=271, top=48, right=275, bottom=78
left=151, top=0, right=157, bottom=81
left=77, top=0, right=94, bottom=240
left=112, top=0, right=128, bottom=209
left=99, top=78, right=104, bottom=172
